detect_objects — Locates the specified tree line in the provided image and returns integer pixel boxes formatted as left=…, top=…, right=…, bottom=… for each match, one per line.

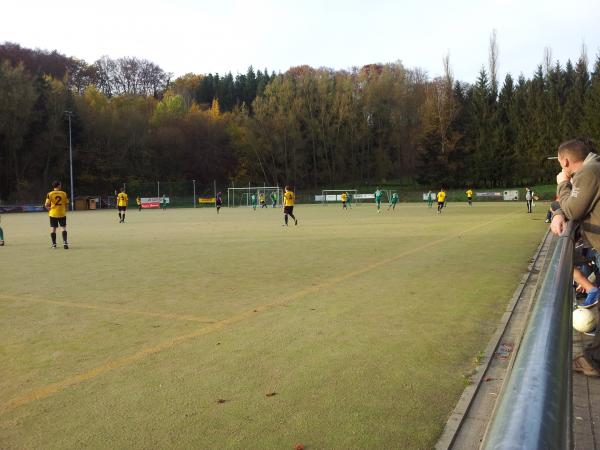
left=1, top=41, right=599, bottom=203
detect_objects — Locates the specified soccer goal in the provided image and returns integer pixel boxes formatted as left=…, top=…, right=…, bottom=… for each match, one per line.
left=227, top=186, right=283, bottom=208
left=318, top=189, right=358, bottom=205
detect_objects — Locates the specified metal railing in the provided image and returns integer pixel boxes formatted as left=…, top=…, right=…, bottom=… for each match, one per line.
left=482, top=221, right=576, bottom=450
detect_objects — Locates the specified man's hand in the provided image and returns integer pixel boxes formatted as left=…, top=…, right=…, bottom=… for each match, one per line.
left=550, top=214, right=566, bottom=235
left=556, top=170, right=571, bottom=184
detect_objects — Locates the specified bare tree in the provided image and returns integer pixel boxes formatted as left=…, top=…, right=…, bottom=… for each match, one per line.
left=92, top=56, right=170, bottom=97
left=488, top=29, right=499, bottom=94
left=434, top=51, right=456, bottom=154
left=442, top=51, right=453, bottom=88
left=543, top=46, right=553, bottom=75
left=93, top=56, right=116, bottom=96
left=580, top=41, right=588, bottom=67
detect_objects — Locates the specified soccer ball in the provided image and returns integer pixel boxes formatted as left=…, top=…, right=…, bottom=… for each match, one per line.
left=573, top=308, right=597, bottom=333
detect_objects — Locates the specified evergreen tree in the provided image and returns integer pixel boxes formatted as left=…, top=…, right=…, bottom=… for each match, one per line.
left=583, top=56, right=600, bottom=142
left=244, top=66, right=257, bottom=106
left=496, top=74, right=517, bottom=185
left=466, top=69, right=496, bottom=186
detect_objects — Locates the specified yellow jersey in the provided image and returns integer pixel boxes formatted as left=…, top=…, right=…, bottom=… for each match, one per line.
left=466, top=189, right=473, bottom=198
left=341, top=193, right=347, bottom=202
left=136, top=197, right=141, bottom=205
left=45, top=189, right=68, bottom=218
left=437, top=191, right=446, bottom=202
left=284, top=190, right=295, bottom=206
left=117, top=192, right=128, bottom=207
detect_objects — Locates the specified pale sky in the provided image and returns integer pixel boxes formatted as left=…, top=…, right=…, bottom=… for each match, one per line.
left=3, top=0, right=600, bottom=83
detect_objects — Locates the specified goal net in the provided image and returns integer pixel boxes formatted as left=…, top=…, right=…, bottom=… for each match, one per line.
left=227, top=186, right=283, bottom=208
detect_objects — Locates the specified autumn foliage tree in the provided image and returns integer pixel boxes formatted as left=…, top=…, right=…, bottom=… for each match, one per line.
left=2, top=41, right=600, bottom=202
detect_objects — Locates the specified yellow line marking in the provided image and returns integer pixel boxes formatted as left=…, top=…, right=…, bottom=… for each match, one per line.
left=268, top=211, right=521, bottom=305
left=0, top=210, right=521, bottom=415
left=0, top=310, right=258, bottom=415
left=0, top=295, right=213, bottom=324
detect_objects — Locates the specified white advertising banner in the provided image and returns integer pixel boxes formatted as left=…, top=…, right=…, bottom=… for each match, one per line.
left=141, top=197, right=169, bottom=208
left=503, top=190, right=519, bottom=201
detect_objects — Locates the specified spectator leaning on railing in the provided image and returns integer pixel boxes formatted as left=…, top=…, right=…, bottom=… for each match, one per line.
left=551, top=138, right=600, bottom=377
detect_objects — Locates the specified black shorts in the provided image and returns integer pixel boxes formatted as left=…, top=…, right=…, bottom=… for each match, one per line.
left=438, top=202, right=444, bottom=207
left=118, top=206, right=127, bottom=212
left=50, top=216, right=67, bottom=228
left=284, top=206, right=294, bottom=214
left=342, top=201, right=346, bottom=206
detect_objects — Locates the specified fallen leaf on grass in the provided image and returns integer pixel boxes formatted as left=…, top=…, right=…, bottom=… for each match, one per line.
left=266, top=392, right=277, bottom=397
left=216, top=399, right=226, bottom=404
left=293, top=445, right=304, bottom=450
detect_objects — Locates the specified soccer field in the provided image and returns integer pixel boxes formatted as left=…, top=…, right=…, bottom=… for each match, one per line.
left=0, top=203, right=547, bottom=449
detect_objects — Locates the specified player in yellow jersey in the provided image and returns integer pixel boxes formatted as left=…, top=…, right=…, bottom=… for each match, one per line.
left=436, top=189, right=446, bottom=214
left=259, top=192, right=266, bottom=208
left=341, top=192, right=348, bottom=210
left=45, top=181, right=69, bottom=249
left=116, top=187, right=129, bottom=223
left=136, top=196, right=142, bottom=211
left=466, top=188, right=473, bottom=206
left=283, top=186, right=298, bottom=226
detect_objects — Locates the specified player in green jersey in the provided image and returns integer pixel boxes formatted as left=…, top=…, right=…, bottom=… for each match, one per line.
left=426, top=190, right=433, bottom=208
left=388, top=192, right=399, bottom=211
left=374, top=188, right=384, bottom=213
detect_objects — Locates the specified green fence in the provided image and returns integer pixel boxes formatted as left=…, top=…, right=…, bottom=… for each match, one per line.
left=76, top=181, right=556, bottom=209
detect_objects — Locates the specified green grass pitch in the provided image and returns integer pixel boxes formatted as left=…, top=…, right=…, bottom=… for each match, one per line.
left=0, top=202, right=548, bottom=449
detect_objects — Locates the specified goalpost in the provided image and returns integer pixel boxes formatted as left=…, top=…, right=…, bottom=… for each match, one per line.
left=227, top=186, right=283, bottom=208
left=319, top=189, right=358, bottom=205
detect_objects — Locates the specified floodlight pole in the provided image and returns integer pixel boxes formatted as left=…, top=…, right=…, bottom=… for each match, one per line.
left=193, top=179, right=196, bottom=208
left=65, top=111, right=74, bottom=211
